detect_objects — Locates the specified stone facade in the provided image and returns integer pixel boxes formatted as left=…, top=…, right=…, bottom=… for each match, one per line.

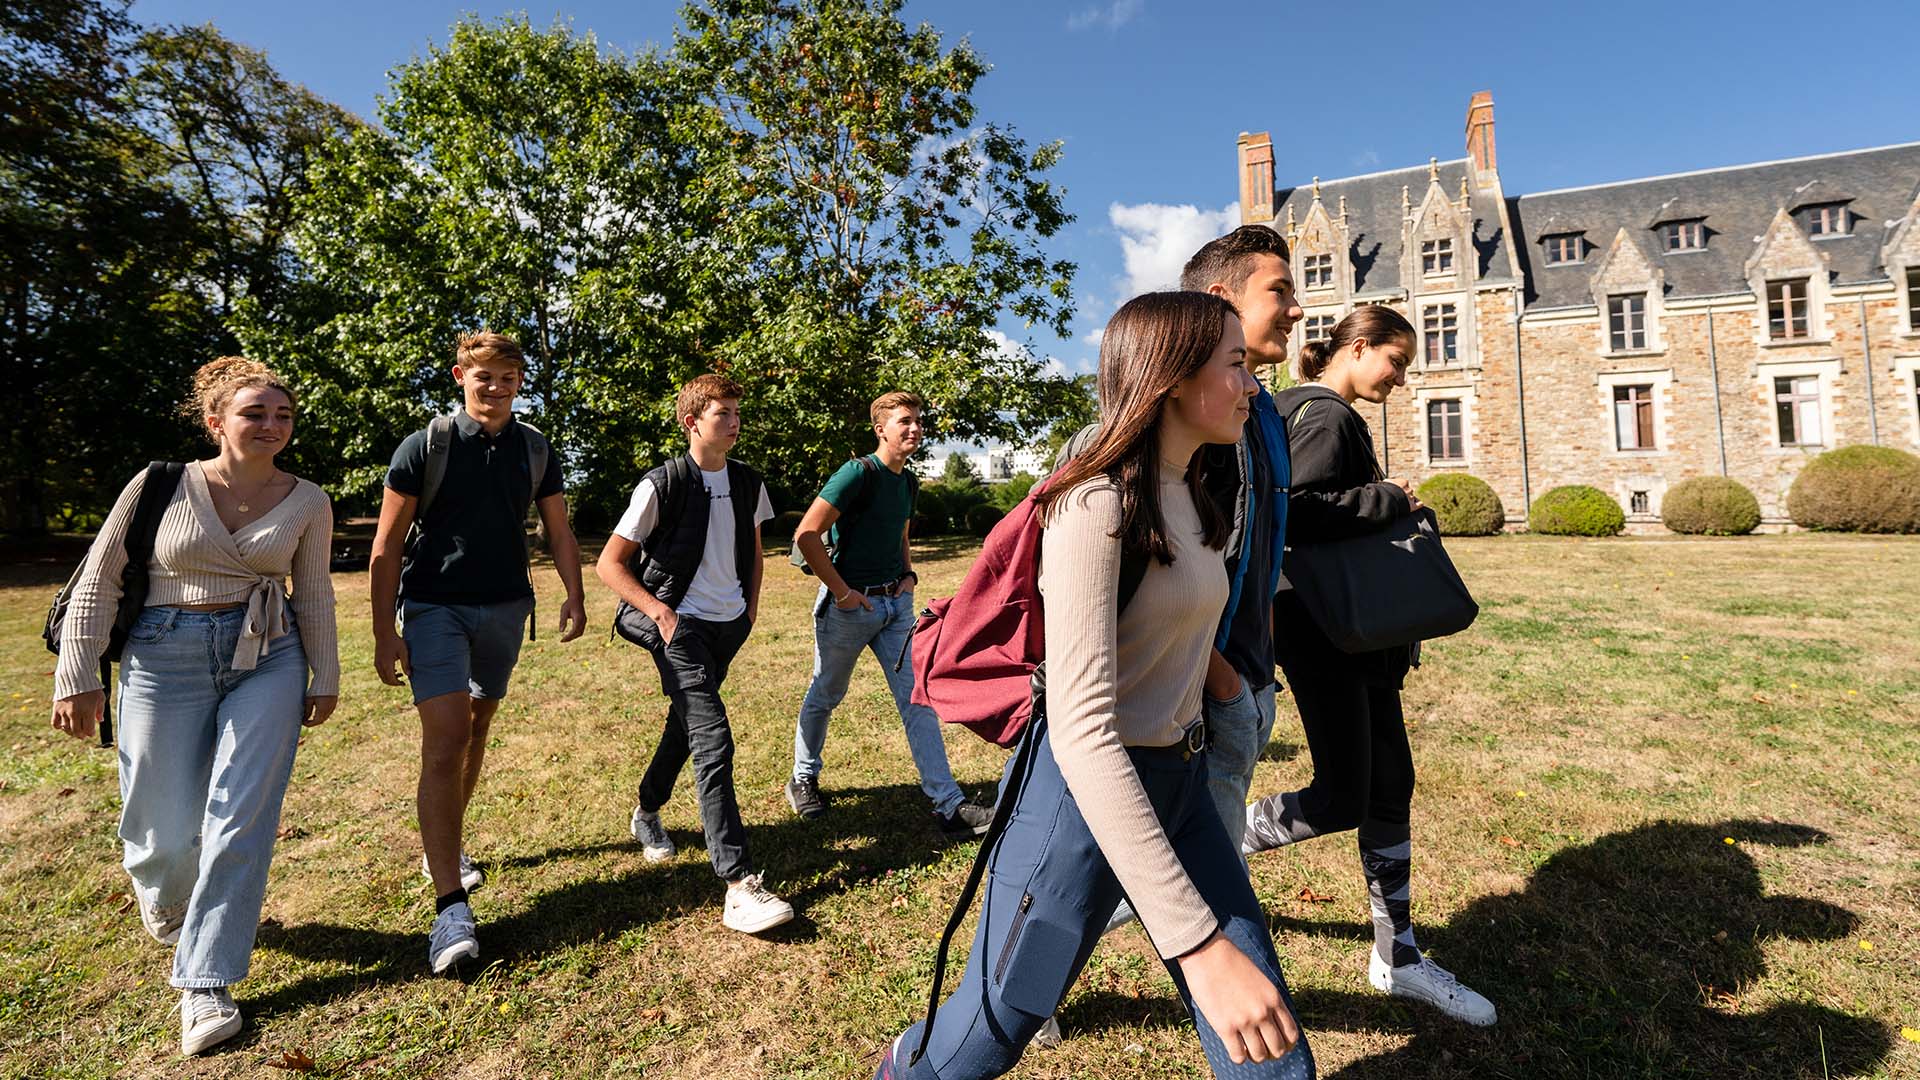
left=1238, top=95, right=1920, bottom=528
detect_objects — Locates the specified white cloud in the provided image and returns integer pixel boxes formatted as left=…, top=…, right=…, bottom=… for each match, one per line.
left=1352, top=149, right=1381, bottom=169
left=986, top=327, right=1073, bottom=378
left=1067, top=0, right=1143, bottom=32
left=1107, top=200, right=1241, bottom=297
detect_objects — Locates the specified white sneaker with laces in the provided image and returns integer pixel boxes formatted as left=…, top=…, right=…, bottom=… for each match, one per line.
left=428, top=901, right=480, bottom=974
left=179, top=987, right=242, bottom=1056
left=1369, top=949, right=1497, bottom=1026
left=723, top=873, right=795, bottom=934
left=140, top=896, right=186, bottom=946
left=629, top=806, right=676, bottom=862
left=420, top=850, right=485, bottom=892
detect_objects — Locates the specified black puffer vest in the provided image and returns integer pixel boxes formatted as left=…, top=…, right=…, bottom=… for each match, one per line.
left=613, top=454, right=764, bottom=648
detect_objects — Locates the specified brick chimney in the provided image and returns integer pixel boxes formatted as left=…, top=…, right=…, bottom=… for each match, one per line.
left=1238, top=131, right=1274, bottom=222
left=1465, top=91, right=1497, bottom=185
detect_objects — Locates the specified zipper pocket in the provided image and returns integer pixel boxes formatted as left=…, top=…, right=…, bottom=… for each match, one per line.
left=993, top=893, right=1034, bottom=985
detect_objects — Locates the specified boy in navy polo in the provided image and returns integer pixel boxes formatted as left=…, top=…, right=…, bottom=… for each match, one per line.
left=369, top=332, right=587, bottom=973
left=596, top=374, right=793, bottom=934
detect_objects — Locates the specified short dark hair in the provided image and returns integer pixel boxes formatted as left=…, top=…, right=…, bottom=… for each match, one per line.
left=1179, top=225, right=1291, bottom=293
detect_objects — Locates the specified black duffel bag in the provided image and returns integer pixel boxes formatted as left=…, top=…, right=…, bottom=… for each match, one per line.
left=1283, top=506, right=1477, bottom=653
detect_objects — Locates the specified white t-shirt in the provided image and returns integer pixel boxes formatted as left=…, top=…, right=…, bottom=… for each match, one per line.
left=613, top=465, right=775, bottom=622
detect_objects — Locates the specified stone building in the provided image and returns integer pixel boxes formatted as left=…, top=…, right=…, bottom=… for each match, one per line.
left=1236, top=93, right=1920, bottom=527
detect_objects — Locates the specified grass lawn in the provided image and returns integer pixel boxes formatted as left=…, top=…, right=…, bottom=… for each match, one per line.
left=2, top=532, right=1917, bottom=1079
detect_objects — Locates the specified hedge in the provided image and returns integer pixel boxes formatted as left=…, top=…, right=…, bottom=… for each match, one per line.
left=1529, top=485, right=1625, bottom=536
left=1786, top=445, right=1920, bottom=534
left=964, top=503, right=1005, bottom=537
left=767, top=509, right=805, bottom=540
left=1661, top=477, right=1761, bottom=535
left=1415, top=474, right=1506, bottom=536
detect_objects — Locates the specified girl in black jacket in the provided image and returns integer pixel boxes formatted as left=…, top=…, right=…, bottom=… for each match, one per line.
left=1245, top=306, right=1497, bottom=1027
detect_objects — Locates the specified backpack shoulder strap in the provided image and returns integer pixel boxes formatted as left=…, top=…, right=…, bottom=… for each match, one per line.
left=1117, top=546, right=1150, bottom=615
left=418, top=415, right=457, bottom=513
left=849, top=454, right=881, bottom=517
left=517, top=421, right=551, bottom=508
left=126, top=462, right=184, bottom=567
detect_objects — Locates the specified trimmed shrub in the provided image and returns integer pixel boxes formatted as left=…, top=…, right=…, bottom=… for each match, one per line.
left=1529, top=485, right=1625, bottom=537
left=965, top=503, right=1005, bottom=537
left=1415, top=474, right=1506, bottom=536
left=767, top=509, right=805, bottom=540
left=1661, top=477, right=1761, bottom=535
left=1786, top=445, right=1920, bottom=534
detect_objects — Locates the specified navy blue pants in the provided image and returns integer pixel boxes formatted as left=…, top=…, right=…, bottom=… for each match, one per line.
left=878, top=718, right=1316, bottom=1079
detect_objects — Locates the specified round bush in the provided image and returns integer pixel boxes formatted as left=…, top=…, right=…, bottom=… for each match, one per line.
left=1661, top=477, right=1761, bottom=535
left=1786, top=445, right=1920, bottom=534
left=1528, top=485, right=1625, bottom=537
left=767, top=509, right=805, bottom=540
left=1415, top=474, right=1506, bottom=536
left=965, top=504, right=1005, bottom=538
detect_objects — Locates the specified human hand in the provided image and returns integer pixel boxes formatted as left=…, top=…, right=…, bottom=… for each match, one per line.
left=833, top=590, right=873, bottom=612
left=303, top=695, right=337, bottom=727
left=51, top=690, right=105, bottom=741
left=558, top=596, right=587, bottom=642
left=1177, top=931, right=1300, bottom=1064
left=374, top=633, right=411, bottom=686
left=655, top=609, right=679, bottom=645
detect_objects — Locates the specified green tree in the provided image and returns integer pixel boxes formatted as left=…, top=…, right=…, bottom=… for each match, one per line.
left=991, top=470, right=1036, bottom=511
left=671, top=0, right=1083, bottom=493
left=252, top=17, right=703, bottom=518
left=940, top=451, right=982, bottom=491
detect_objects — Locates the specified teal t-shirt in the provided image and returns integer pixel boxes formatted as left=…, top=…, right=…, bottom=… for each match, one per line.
left=818, top=455, right=914, bottom=588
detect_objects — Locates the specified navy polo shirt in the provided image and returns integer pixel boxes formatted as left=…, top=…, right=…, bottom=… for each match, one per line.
left=386, top=412, right=564, bottom=604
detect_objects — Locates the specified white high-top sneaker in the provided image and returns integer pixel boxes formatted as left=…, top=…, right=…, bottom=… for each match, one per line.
left=1369, top=949, right=1497, bottom=1026
left=723, top=873, right=795, bottom=934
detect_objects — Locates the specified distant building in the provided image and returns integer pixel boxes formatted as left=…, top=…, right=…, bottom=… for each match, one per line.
left=1237, top=93, right=1920, bottom=527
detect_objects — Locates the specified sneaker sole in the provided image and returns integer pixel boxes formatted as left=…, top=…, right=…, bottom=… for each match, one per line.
left=431, top=939, right=480, bottom=974
left=640, top=845, right=675, bottom=863
left=147, top=925, right=182, bottom=946
left=724, top=905, right=796, bottom=935
left=181, top=1011, right=242, bottom=1056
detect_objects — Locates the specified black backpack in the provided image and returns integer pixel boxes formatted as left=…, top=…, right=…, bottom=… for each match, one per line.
left=42, top=461, right=187, bottom=747
left=787, top=455, right=919, bottom=574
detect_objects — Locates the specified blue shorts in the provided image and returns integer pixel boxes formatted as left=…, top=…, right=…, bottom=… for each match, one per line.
left=400, top=597, right=534, bottom=704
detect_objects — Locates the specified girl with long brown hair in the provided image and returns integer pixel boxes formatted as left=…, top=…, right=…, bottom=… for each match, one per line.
left=874, top=291, right=1313, bottom=1078
left=1243, top=306, right=1497, bottom=1026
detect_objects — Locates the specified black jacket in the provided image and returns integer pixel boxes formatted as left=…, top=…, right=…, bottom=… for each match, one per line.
left=612, top=454, right=762, bottom=650
left=1272, top=384, right=1413, bottom=686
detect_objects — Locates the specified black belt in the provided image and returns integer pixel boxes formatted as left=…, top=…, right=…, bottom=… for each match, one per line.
left=1136, top=717, right=1210, bottom=761
left=857, top=577, right=903, bottom=596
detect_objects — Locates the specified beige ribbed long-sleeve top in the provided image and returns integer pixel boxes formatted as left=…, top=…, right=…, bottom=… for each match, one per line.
left=1038, top=467, right=1228, bottom=959
left=54, top=463, right=339, bottom=700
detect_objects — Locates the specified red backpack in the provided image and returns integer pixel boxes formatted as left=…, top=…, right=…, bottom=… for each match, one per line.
left=906, top=478, right=1147, bottom=747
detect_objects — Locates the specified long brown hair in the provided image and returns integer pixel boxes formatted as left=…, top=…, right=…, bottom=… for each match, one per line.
left=1035, top=291, right=1235, bottom=563
left=1299, top=305, right=1415, bottom=381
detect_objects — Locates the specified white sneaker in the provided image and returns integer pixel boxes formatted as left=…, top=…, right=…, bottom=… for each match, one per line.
left=139, top=896, right=186, bottom=946
left=428, top=902, right=480, bottom=974
left=723, top=873, right=795, bottom=934
left=629, top=806, right=676, bottom=862
left=420, top=850, right=485, bottom=892
left=179, top=987, right=241, bottom=1055
left=1369, top=949, right=1497, bottom=1026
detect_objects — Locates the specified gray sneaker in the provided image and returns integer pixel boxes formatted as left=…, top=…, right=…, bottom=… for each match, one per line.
left=629, top=805, right=675, bottom=862
left=785, top=776, right=827, bottom=819
left=179, top=987, right=241, bottom=1056
left=428, top=901, right=480, bottom=974
left=139, top=896, right=186, bottom=946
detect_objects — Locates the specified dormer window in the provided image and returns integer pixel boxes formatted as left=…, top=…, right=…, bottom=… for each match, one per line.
left=1542, top=233, right=1583, bottom=265
left=1302, top=252, right=1333, bottom=289
left=1422, top=238, right=1454, bottom=276
left=1659, top=220, right=1705, bottom=252
left=1807, top=203, right=1849, bottom=238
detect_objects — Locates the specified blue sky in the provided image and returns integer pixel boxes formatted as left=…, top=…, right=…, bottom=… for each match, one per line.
left=135, top=0, right=1920, bottom=385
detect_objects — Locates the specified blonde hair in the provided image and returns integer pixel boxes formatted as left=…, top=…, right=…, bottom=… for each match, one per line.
left=869, top=390, right=924, bottom=429
left=455, top=331, right=527, bottom=371
left=180, top=356, right=296, bottom=442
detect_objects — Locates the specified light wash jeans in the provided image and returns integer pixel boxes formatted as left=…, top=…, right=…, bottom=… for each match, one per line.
left=116, top=606, right=308, bottom=989
left=1107, top=673, right=1278, bottom=932
left=791, top=586, right=965, bottom=815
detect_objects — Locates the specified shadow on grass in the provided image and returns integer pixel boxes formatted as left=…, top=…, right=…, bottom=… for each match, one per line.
left=247, top=780, right=969, bottom=1021
left=1078, top=819, right=1891, bottom=1079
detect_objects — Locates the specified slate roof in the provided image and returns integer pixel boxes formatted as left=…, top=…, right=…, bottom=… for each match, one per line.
left=1271, top=157, right=1517, bottom=298
left=1508, top=142, right=1920, bottom=309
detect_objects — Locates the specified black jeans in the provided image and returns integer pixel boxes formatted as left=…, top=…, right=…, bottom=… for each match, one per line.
left=637, top=613, right=754, bottom=882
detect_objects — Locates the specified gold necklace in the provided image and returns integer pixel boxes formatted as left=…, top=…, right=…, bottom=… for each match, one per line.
left=212, top=464, right=277, bottom=514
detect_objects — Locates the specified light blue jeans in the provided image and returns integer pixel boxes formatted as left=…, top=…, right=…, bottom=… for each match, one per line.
left=116, top=606, right=308, bottom=989
left=792, top=587, right=966, bottom=815
left=1108, top=673, right=1278, bottom=931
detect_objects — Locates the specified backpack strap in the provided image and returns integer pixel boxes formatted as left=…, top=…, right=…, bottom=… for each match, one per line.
left=514, top=421, right=553, bottom=642
left=95, top=460, right=184, bottom=747
left=417, top=415, right=457, bottom=514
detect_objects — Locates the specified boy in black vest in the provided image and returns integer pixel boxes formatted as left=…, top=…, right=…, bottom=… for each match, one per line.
left=372, top=331, right=587, bottom=974
left=596, top=374, right=794, bottom=934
